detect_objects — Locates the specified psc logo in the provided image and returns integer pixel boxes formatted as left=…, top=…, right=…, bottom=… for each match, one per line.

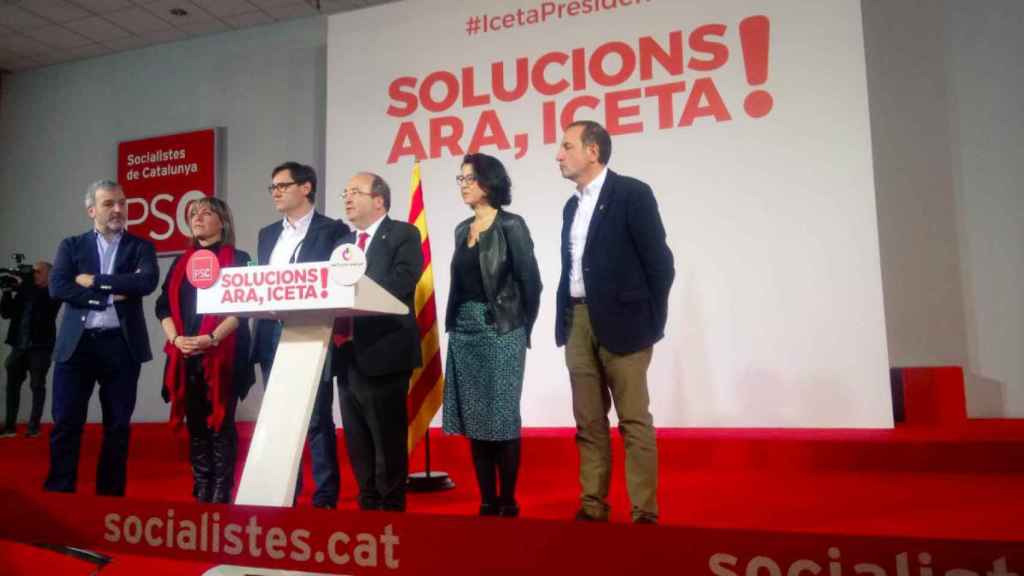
left=126, top=189, right=209, bottom=254
left=186, top=249, right=220, bottom=289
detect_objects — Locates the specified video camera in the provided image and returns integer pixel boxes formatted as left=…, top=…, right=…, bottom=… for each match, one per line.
left=0, top=253, right=34, bottom=292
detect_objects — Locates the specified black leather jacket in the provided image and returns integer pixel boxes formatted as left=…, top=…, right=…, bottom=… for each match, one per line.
left=446, top=210, right=542, bottom=346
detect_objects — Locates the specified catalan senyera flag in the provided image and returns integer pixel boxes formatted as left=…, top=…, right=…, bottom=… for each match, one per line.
left=406, top=162, right=445, bottom=453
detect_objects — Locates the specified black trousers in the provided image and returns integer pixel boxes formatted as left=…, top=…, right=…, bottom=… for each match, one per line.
left=44, top=329, right=140, bottom=496
left=4, top=346, right=52, bottom=432
left=337, top=361, right=410, bottom=512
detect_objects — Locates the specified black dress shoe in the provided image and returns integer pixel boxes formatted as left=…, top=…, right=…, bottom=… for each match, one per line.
left=498, top=504, right=519, bottom=518
left=479, top=503, right=499, bottom=516
left=313, top=502, right=336, bottom=510
left=633, top=516, right=658, bottom=525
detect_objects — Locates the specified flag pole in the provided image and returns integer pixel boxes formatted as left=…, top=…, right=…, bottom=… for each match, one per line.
left=408, top=428, right=454, bottom=492
left=405, top=162, right=454, bottom=493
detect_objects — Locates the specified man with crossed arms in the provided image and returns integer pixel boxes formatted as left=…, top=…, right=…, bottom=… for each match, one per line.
left=45, top=179, right=158, bottom=496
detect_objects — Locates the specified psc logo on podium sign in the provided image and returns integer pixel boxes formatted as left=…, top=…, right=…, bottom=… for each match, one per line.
left=117, top=128, right=220, bottom=255
left=186, top=249, right=221, bottom=290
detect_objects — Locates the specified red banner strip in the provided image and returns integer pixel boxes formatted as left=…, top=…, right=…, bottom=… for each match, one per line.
left=1, top=491, right=1020, bottom=575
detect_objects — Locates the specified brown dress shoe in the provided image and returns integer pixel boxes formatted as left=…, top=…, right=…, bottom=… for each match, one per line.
left=574, top=509, right=607, bottom=522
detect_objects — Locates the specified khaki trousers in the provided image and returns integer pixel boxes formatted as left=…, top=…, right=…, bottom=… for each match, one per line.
left=565, top=304, right=658, bottom=521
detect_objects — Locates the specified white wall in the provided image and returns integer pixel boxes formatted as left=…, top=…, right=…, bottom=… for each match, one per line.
left=861, top=0, right=969, bottom=368
left=944, top=0, right=1024, bottom=416
left=0, top=17, right=329, bottom=423
left=861, top=0, right=1024, bottom=417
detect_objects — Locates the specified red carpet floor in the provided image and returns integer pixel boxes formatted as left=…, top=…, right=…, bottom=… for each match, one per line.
left=1, top=421, right=1023, bottom=574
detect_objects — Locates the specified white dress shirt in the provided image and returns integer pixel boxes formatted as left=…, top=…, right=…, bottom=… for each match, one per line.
left=569, top=166, right=608, bottom=298
left=269, top=207, right=315, bottom=266
left=85, top=231, right=122, bottom=329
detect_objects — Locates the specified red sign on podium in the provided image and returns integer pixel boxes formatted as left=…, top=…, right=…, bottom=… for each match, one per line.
left=186, top=249, right=220, bottom=290
left=117, top=128, right=219, bottom=255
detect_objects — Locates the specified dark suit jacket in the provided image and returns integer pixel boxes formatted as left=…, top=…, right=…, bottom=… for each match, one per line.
left=50, top=230, right=159, bottom=364
left=341, top=216, right=423, bottom=377
left=251, top=211, right=350, bottom=367
left=556, top=170, right=675, bottom=355
left=2, top=282, right=61, bottom=349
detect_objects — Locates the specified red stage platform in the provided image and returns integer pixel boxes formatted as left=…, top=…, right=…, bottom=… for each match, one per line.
left=0, top=367, right=1021, bottom=574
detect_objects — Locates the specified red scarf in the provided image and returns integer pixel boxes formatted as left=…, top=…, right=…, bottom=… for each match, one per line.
left=163, top=244, right=237, bottom=431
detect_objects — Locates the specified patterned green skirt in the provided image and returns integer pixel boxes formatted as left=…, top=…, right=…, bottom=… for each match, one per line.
left=443, top=301, right=527, bottom=441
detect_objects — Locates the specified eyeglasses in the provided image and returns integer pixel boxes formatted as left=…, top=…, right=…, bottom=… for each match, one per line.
left=267, top=181, right=297, bottom=194
left=455, top=174, right=477, bottom=185
left=339, top=188, right=374, bottom=200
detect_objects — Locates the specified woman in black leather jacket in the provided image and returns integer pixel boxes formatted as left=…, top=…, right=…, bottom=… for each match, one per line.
left=442, top=153, right=542, bottom=517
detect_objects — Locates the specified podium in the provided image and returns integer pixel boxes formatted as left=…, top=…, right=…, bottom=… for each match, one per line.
left=195, top=247, right=406, bottom=506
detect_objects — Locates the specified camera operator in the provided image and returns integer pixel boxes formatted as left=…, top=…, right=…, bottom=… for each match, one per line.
left=1, top=260, right=61, bottom=438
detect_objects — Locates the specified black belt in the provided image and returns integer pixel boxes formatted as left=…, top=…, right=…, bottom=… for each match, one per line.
left=83, top=327, right=121, bottom=338
left=570, top=297, right=587, bottom=306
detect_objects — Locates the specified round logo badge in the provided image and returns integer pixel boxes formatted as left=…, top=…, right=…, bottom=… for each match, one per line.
left=186, top=249, right=220, bottom=289
left=329, top=243, right=367, bottom=286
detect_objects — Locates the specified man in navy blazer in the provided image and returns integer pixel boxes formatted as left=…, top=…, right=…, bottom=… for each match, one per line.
left=555, top=121, right=675, bottom=524
left=44, top=179, right=159, bottom=496
left=252, top=161, right=350, bottom=508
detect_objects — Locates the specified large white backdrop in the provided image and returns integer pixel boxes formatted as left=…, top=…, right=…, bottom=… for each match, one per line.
left=326, top=0, right=892, bottom=428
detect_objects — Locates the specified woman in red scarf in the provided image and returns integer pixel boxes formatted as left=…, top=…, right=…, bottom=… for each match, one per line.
left=155, top=197, right=253, bottom=503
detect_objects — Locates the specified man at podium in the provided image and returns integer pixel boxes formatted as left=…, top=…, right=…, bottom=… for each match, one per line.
left=253, top=161, right=350, bottom=509
left=334, top=172, right=423, bottom=512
